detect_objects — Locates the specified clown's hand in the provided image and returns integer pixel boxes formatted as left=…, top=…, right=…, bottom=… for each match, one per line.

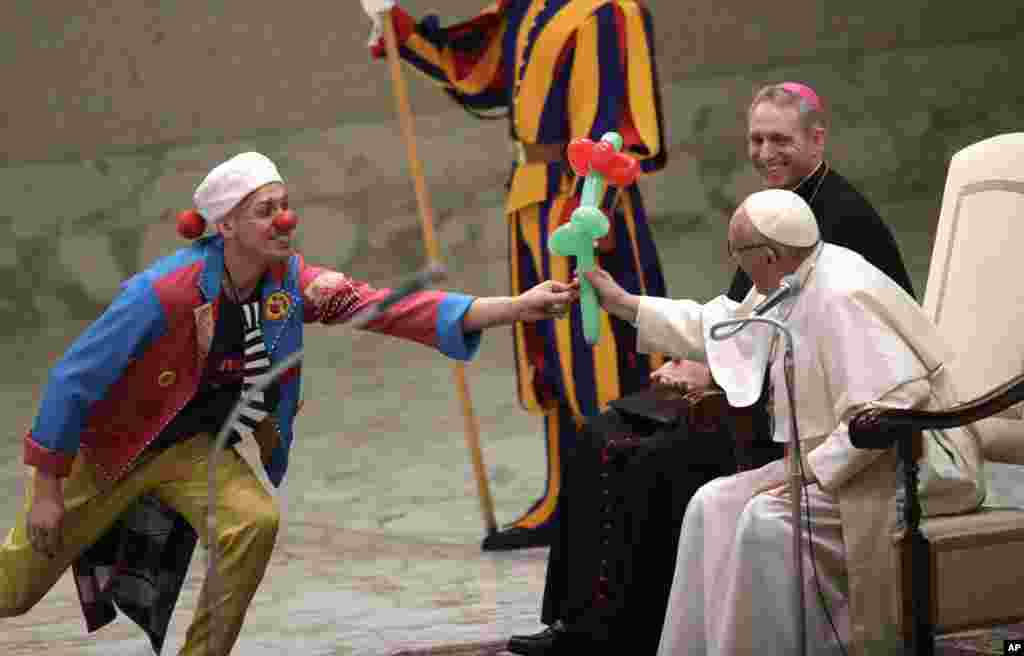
left=517, top=280, right=580, bottom=323
left=361, top=0, right=396, bottom=45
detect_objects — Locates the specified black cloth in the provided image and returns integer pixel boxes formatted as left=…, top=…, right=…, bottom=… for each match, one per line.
left=538, top=388, right=780, bottom=652
left=727, top=164, right=916, bottom=302
left=74, top=494, right=198, bottom=654
left=149, top=283, right=278, bottom=451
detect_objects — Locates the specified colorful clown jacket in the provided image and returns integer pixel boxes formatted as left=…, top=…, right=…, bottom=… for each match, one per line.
left=375, top=0, right=669, bottom=418
left=23, top=234, right=481, bottom=650
left=26, top=234, right=479, bottom=486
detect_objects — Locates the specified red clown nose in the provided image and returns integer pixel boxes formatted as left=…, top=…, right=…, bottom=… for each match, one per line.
left=176, top=209, right=206, bottom=239
left=272, top=209, right=298, bottom=234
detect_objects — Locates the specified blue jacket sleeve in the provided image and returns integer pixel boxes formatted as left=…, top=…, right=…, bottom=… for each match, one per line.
left=30, top=278, right=167, bottom=457
left=436, top=293, right=482, bottom=361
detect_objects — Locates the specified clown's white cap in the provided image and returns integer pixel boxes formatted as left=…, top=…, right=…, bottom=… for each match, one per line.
left=194, top=152, right=283, bottom=224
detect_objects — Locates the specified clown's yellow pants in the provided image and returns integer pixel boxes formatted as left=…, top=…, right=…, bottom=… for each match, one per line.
left=0, top=434, right=279, bottom=655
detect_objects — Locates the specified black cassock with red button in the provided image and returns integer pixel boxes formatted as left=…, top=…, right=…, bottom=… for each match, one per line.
left=536, top=385, right=781, bottom=653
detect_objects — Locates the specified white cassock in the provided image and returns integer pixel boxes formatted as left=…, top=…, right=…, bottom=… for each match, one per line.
left=637, top=243, right=986, bottom=656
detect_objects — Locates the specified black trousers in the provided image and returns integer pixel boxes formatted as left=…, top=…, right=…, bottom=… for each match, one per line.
left=537, top=389, right=781, bottom=653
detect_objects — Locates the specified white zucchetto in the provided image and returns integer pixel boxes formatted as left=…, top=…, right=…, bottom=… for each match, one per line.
left=741, top=189, right=819, bottom=247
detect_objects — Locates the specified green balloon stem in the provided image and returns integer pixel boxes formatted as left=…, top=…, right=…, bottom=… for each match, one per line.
left=581, top=281, right=600, bottom=346
left=580, top=172, right=603, bottom=208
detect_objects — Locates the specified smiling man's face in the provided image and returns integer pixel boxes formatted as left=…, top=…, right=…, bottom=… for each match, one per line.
left=747, top=101, right=824, bottom=189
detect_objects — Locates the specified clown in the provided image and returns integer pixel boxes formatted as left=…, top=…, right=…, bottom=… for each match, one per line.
left=0, top=152, right=577, bottom=655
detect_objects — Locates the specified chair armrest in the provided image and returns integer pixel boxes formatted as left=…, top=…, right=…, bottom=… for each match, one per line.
left=973, top=416, right=1024, bottom=464
left=849, top=371, right=1024, bottom=449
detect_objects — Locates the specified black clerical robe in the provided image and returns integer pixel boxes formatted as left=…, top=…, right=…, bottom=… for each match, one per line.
left=538, top=391, right=772, bottom=653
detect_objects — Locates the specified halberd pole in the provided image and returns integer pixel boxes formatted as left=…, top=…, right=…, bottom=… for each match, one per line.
left=379, top=10, right=498, bottom=536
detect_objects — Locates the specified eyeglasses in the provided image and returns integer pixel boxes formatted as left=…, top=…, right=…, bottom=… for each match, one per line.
left=727, top=241, right=777, bottom=262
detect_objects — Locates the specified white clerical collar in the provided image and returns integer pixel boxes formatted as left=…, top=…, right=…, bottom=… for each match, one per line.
left=746, top=241, right=822, bottom=317
left=793, top=241, right=824, bottom=291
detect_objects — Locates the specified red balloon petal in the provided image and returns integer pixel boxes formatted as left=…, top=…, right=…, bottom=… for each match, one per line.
left=589, top=141, right=616, bottom=174
left=176, top=209, right=206, bottom=239
left=604, top=153, right=641, bottom=187
left=566, top=138, right=595, bottom=177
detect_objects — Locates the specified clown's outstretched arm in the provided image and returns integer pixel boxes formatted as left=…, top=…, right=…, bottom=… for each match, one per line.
left=462, top=280, right=579, bottom=331
left=299, top=257, right=576, bottom=359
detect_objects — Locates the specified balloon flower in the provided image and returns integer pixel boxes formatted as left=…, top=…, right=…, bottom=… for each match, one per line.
left=549, top=131, right=641, bottom=345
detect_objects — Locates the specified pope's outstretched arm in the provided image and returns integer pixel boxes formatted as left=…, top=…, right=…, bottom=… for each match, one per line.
left=584, top=268, right=707, bottom=361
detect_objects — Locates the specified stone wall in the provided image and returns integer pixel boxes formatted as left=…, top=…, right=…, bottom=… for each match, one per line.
left=2, top=1, right=1022, bottom=341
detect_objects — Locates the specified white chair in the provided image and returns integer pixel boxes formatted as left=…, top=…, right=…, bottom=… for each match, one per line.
left=850, top=132, right=1024, bottom=654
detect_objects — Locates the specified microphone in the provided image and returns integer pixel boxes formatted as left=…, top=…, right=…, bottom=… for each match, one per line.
left=751, top=273, right=801, bottom=316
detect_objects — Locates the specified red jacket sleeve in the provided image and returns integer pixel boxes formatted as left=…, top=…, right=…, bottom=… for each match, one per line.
left=298, top=258, right=480, bottom=359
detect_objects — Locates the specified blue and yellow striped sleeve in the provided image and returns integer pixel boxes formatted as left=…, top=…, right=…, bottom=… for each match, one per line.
left=372, top=5, right=510, bottom=112
left=567, top=2, right=664, bottom=164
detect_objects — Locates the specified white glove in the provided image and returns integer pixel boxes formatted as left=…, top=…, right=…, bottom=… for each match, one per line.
left=361, top=0, right=395, bottom=15
left=361, top=0, right=396, bottom=46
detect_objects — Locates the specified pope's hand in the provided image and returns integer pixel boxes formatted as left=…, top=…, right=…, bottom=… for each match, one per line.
left=581, top=268, right=639, bottom=324
left=517, top=280, right=580, bottom=323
